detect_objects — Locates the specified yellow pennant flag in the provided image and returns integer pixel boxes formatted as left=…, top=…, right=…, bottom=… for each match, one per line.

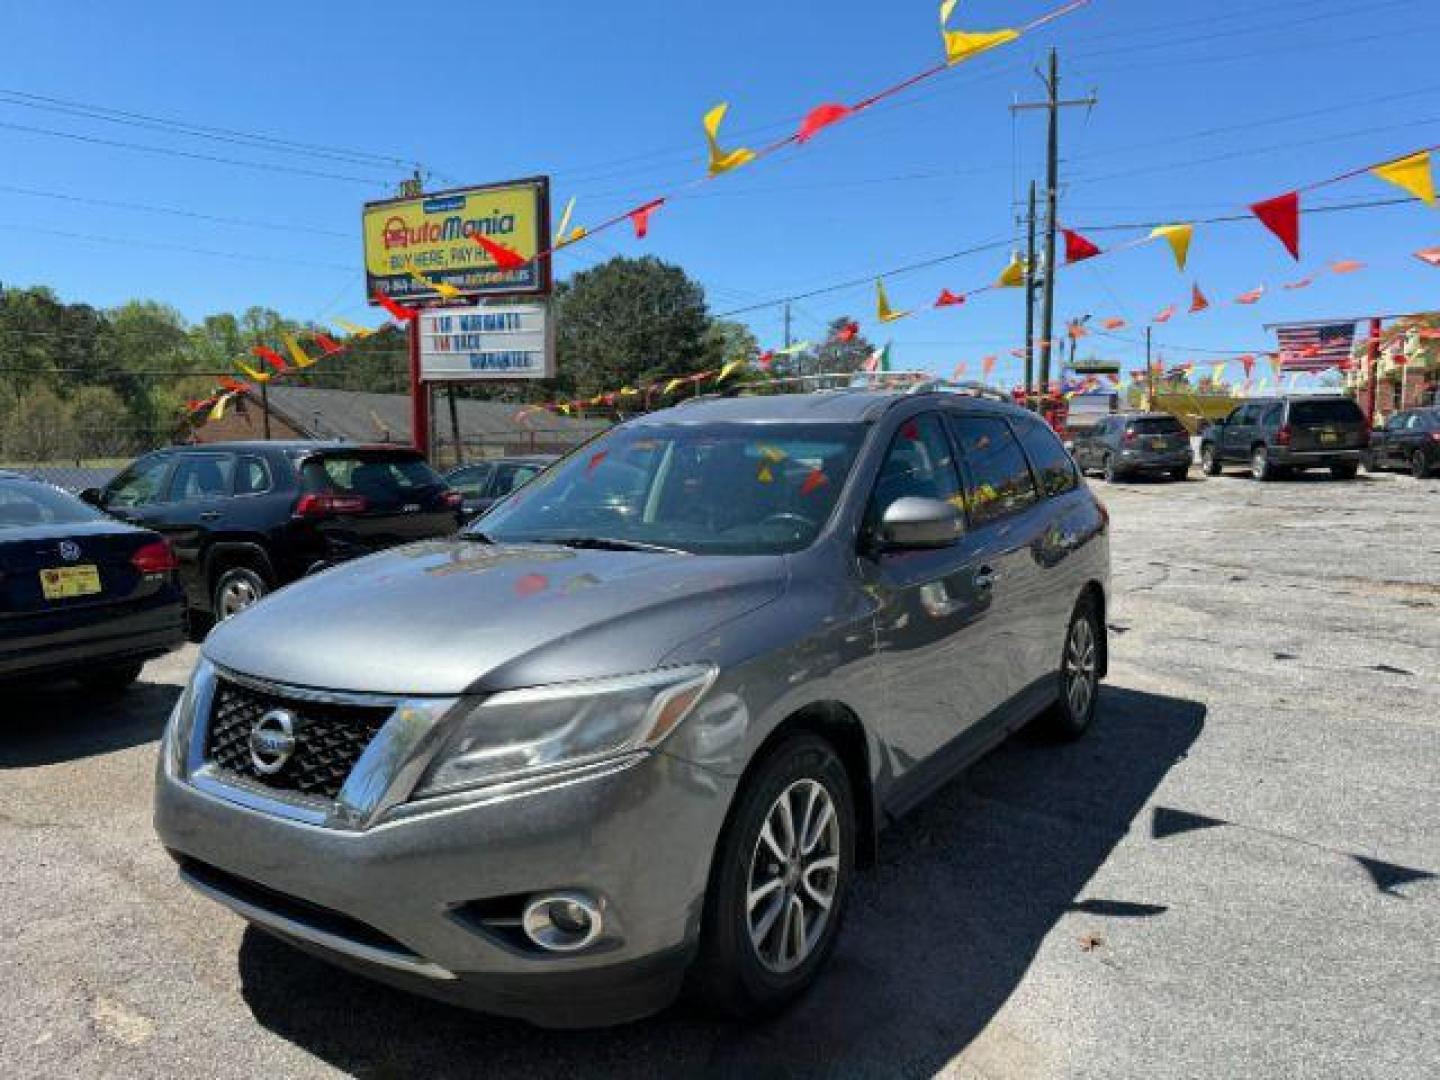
left=281, top=331, right=317, bottom=369
left=997, top=251, right=1027, bottom=287
left=407, top=264, right=461, bottom=299
left=663, top=377, right=686, bottom=395
left=703, top=103, right=757, bottom=176
left=1150, top=224, right=1194, bottom=271
left=876, top=279, right=911, bottom=323
left=334, top=318, right=378, bottom=338
left=718, top=359, right=746, bottom=381
left=940, top=1, right=1020, bottom=67
left=1211, top=362, right=1226, bottom=385
left=209, top=392, right=233, bottom=422
left=1371, top=150, right=1435, bottom=205
left=553, top=196, right=588, bottom=247
left=236, top=360, right=271, bottom=383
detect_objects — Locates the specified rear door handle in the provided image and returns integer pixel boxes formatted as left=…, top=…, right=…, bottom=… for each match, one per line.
left=199, top=511, right=222, bottom=521
left=974, top=565, right=1001, bottom=590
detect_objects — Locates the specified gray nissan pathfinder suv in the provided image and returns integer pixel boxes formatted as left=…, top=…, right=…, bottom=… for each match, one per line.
left=155, top=387, right=1110, bottom=1026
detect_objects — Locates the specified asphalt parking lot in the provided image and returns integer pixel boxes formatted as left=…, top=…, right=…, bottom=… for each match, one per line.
left=2, top=467, right=1436, bottom=1079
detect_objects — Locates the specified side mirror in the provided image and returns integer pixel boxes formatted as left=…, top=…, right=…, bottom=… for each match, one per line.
left=78, top=487, right=103, bottom=506
left=879, top=497, right=962, bottom=550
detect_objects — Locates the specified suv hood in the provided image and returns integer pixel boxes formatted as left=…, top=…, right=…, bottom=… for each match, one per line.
left=203, top=539, right=786, bottom=694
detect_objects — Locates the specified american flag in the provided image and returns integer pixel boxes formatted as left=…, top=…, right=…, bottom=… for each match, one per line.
left=1274, top=321, right=1357, bottom=372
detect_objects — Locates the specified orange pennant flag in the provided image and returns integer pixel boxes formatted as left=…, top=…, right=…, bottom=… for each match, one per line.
left=1329, top=259, right=1366, bottom=274
left=1235, top=286, right=1265, bottom=305
left=1189, top=283, right=1210, bottom=314
left=1102, top=317, right=1126, bottom=330
left=1284, top=276, right=1315, bottom=290
left=1153, top=305, right=1176, bottom=324
left=981, top=355, right=996, bottom=377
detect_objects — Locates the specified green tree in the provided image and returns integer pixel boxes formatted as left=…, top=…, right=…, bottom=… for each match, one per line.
left=68, top=385, right=134, bottom=459
left=703, top=319, right=759, bottom=368
left=3, top=383, right=73, bottom=462
left=553, top=256, right=714, bottom=396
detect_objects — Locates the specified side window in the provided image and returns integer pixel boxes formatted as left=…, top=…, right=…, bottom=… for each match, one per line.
left=950, top=415, right=1039, bottom=527
left=449, top=464, right=493, bottom=498
left=106, top=455, right=171, bottom=508
left=235, top=455, right=272, bottom=495
left=1404, top=413, right=1422, bottom=430
left=1261, top=404, right=1283, bottom=426
left=167, top=455, right=235, bottom=502
left=865, top=413, right=965, bottom=534
left=1014, top=417, right=1078, bottom=497
left=490, top=465, right=531, bottom=498
left=1225, top=407, right=1248, bottom=426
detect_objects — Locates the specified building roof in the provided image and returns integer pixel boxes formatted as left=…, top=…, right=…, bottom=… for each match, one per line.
left=253, top=385, right=609, bottom=443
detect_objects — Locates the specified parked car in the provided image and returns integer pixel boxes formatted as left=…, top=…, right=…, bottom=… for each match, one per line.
left=83, top=442, right=462, bottom=627
left=1199, top=395, right=1368, bottom=480
left=1071, top=412, right=1192, bottom=482
left=444, top=454, right=557, bottom=520
left=155, top=388, right=1110, bottom=1027
left=1363, top=408, right=1440, bottom=478
left=0, top=471, right=183, bottom=691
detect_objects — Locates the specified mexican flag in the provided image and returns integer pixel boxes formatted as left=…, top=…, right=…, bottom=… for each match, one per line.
left=863, top=342, right=891, bottom=373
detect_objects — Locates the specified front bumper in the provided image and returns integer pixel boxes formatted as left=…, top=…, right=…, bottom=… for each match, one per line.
left=155, top=734, right=733, bottom=1026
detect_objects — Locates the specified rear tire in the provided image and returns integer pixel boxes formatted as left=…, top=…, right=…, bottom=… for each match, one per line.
left=1039, top=595, right=1102, bottom=740
left=77, top=661, right=144, bottom=696
left=1250, top=446, right=1274, bottom=481
left=1200, top=444, right=1222, bottom=476
left=1169, top=466, right=1188, bottom=482
left=212, top=565, right=269, bottom=622
left=690, top=734, right=855, bottom=1020
left=1331, top=462, right=1359, bottom=481
left=1414, top=451, right=1433, bottom=480
left=1102, top=454, right=1121, bottom=483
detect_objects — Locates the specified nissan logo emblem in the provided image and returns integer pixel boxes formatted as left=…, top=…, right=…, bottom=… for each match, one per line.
left=248, top=708, right=298, bottom=775
left=58, top=540, right=82, bottom=562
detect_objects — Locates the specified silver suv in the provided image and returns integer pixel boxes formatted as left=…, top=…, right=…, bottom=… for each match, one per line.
left=154, top=389, right=1110, bottom=1027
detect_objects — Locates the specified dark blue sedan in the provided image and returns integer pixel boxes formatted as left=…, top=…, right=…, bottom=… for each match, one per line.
left=0, top=471, right=185, bottom=692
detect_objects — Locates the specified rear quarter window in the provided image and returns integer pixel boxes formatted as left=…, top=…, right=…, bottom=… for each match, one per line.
left=1128, top=416, right=1187, bottom=435
left=302, top=453, right=444, bottom=501
left=1014, top=417, right=1078, bottom=497
left=1289, top=399, right=1365, bottom=425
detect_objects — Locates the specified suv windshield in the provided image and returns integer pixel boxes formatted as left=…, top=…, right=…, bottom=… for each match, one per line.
left=1289, top=399, right=1364, bottom=425
left=1128, top=416, right=1187, bottom=435
left=300, top=451, right=444, bottom=505
left=476, top=422, right=867, bottom=555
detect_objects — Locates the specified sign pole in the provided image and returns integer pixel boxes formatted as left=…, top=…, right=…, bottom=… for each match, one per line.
left=409, top=318, right=429, bottom=457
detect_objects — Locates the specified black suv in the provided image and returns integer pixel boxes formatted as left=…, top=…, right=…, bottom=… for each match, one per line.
left=84, top=442, right=461, bottom=626
left=1071, top=412, right=1192, bottom=482
left=1199, top=395, right=1368, bottom=480
left=1364, top=407, right=1440, bottom=478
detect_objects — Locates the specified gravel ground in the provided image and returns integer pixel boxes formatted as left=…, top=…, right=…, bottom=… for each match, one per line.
left=2, top=466, right=1436, bottom=1079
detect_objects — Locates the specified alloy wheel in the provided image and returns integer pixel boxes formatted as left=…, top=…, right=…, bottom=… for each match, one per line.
left=1251, top=448, right=1269, bottom=480
left=746, top=778, right=840, bottom=974
left=217, top=572, right=264, bottom=619
left=1064, top=615, right=1098, bottom=721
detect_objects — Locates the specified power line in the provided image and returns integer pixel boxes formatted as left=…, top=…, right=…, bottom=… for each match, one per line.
left=0, top=221, right=356, bottom=270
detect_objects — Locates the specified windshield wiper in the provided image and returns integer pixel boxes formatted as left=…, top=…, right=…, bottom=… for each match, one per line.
left=551, top=535, right=689, bottom=555
left=460, top=530, right=495, bottom=543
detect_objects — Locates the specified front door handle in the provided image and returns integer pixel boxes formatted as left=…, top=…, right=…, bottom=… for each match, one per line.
left=974, top=565, right=1001, bottom=590
left=199, top=510, right=222, bottom=521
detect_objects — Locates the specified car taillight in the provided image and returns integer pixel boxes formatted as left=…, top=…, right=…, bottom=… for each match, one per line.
left=131, top=539, right=177, bottom=574
left=1122, top=430, right=1137, bottom=445
left=294, top=493, right=368, bottom=518
left=1429, top=431, right=1440, bottom=443
left=441, top=490, right=464, bottom=509
left=1275, top=424, right=1292, bottom=446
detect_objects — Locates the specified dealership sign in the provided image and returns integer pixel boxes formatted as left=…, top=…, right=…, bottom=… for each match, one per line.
left=418, top=302, right=554, bottom=381
left=363, top=177, right=551, bottom=304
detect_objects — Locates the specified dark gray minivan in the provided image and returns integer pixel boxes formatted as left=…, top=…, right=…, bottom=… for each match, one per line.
left=155, top=388, right=1111, bottom=1027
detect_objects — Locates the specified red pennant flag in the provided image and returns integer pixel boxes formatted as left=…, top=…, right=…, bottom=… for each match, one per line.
left=1153, top=305, right=1176, bottom=324
left=628, top=198, right=665, bottom=239
left=1415, top=247, right=1440, bottom=267
left=952, top=361, right=968, bottom=379
left=1062, top=228, right=1102, bottom=264
left=1393, top=353, right=1409, bottom=367
left=1284, top=276, right=1315, bottom=291
left=513, top=572, right=549, bottom=598
left=585, top=450, right=608, bottom=476
left=981, top=355, right=996, bottom=376
left=836, top=321, right=859, bottom=343
left=251, top=345, right=288, bottom=372
left=799, top=468, right=829, bottom=496
left=312, top=332, right=344, bottom=355
left=373, top=291, right=419, bottom=322
left=1102, top=317, right=1126, bottom=330
left=471, top=233, right=528, bottom=270
left=1250, top=191, right=1300, bottom=260
left=1329, top=259, right=1365, bottom=274
left=1235, top=286, right=1265, bottom=305
left=1189, top=283, right=1210, bottom=314
left=218, top=376, right=249, bottom=394
left=1239, top=354, right=1256, bottom=378
left=796, top=103, right=852, bottom=143
left=758, top=349, right=775, bottom=369
left=935, top=288, right=967, bottom=307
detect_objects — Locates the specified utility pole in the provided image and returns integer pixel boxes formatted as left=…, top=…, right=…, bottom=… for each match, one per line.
left=1024, top=180, right=1037, bottom=410
left=783, top=302, right=793, bottom=349
left=1012, top=50, right=1096, bottom=417
left=1145, top=325, right=1156, bottom=411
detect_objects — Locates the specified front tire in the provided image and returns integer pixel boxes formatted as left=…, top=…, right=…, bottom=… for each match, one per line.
left=1331, top=462, right=1358, bottom=481
left=1169, top=466, right=1189, bottom=482
left=1040, top=596, right=1101, bottom=740
left=1200, top=444, right=1222, bottom=476
left=1414, top=451, right=1433, bottom=480
left=77, top=661, right=144, bottom=696
left=691, top=734, right=855, bottom=1019
left=212, top=565, right=268, bottom=622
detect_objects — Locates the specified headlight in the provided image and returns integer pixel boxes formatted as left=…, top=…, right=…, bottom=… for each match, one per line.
left=162, top=657, right=216, bottom=778
left=412, top=665, right=716, bottom=798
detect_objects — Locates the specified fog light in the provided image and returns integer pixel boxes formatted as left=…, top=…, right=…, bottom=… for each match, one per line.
left=521, top=892, right=603, bottom=952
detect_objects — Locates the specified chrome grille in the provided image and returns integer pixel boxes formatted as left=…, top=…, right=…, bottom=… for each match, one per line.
left=205, top=678, right=392, bottom=800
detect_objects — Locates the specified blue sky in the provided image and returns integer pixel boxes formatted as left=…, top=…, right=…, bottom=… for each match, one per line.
left=3, top=0, right=1438, bottom=386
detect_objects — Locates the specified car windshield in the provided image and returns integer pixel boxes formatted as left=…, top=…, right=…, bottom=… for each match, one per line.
left=1128, top=416, right=1187, bottom=435
left=1290, top=399, right=1364, bottom=425
left=475, top=422, right=868, bottom=555
left=0, top=479, right=106, bottom=528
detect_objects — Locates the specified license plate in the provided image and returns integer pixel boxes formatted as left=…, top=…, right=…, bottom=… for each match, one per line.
left=1320, top=432, right=1338, bottom=445
left=40, top=565, right=101, bottom=600
left=1151, top=437, right=1168, bottom=450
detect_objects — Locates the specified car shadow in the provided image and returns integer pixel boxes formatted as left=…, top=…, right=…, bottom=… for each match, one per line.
left=237, top=684, right=1204, bottom=1079
left=0, top=679, right=178, bottom=768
